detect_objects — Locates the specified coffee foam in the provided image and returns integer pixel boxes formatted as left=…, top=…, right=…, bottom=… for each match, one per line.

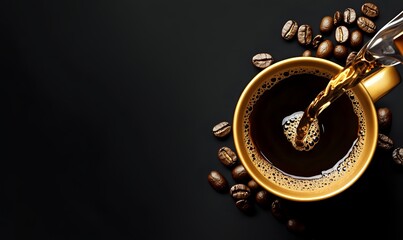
left=242, top=67, right=366, bottom=191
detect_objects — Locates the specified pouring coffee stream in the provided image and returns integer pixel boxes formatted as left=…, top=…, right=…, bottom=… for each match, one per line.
left=284, top=11, right=403, bottom=151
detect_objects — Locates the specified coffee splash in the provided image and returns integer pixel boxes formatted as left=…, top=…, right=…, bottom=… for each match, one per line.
left=282, top=111, right=320, bottom=151
left=285, top=12, right=403, bottom=152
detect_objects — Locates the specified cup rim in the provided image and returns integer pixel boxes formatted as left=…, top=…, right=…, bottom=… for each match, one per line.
left=233, top=56, right=378, bottom=202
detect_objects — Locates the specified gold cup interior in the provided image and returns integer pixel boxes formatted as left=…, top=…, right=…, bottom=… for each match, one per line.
left=233, top=57, right=378, bottom=202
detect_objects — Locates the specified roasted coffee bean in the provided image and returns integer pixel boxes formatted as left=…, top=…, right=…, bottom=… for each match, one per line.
left=247, top=179, right=261, bottom=192
left=319, top=16, right=334, bottom=34
left=281, top=20, right=299, bottom=40
left=350, top=29, right=364, bottom=49
left=212, top=121, right=231, bottom=138
left=286, top=218, right=306, bottom=234
left=271, top=198, right=287, bottom=222
left=208, top=170, right=229, bottom=193
left=333, top=10, right=343, bottom=26
left=346, top=51, right=357, bottom=65
left=392, top=148, right=403, bottom=166
left=357, top=16, right=376, bottom=34
left=378, top=133, right=394, bottom=151
left=230, top=183, right=251, bottom=200
left=316, top=39, right=334, bottom=59
left=231, top=164, right=250, bottom=183
left=343, top=7, right=357, bottom=24
left=333, top=44, right=349, bottom=61
left=255, top=189, right=271, bottom=209
left=252, top=53, right=274, bottom=69
left=377, top=107, right=392, bottom=134
left=302, top=49, right=312, bottom=57
left=335, top=25, right=349, bottom=44
left=235, top=199, right=253, bottom=214
left=297, top=24, right=313, bottom=46
left=311, top=34, right=323, bottom=48
left=217, top=146, right=238, bottom=168
left=361, top=2, right=379, bottom=18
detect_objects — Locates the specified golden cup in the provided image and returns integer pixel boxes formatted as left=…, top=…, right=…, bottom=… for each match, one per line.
left=233, top=57, right=400, bottom=202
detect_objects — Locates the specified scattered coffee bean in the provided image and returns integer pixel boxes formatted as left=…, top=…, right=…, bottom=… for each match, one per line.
left=235, top=199, right=253, bottom=214
left=230, top=183, right=251, bottom=200
left=247, top=179, right=261, bottom=192
left=231, top=164, right=250, bottom=183
left=319, top=16, right=334, bottom=34
left=333, top=44, right=349, bottom=61
left=271, top=198, right=287, bottom=222
left=357, top=16, right=376, bottom=34
left=361, top=2, right=379, bottom=18
left=333, top=10, right=343, bottom=26
left=392, top=147, right=403, bottom=166
left=302, top=49, right=312, bottom=57
left=286, top=218, right=307, bottom=234
left=378, top=133, right=394, bottom=151
left=255, top=189, right=271, bottom=209
left=281, top=20, right=299, bottom=40
left=377, top=107, right=392, bottom=134
left=343, top=7, right=357, bottom=24
left=208, top=170, right=229, bottom=193
left=350, top=29, right=364, bottom=49
left=252, top=53, right=274, bottom=69
left=346, top=51, right=357, bottom=65
left=212, top=121, right=231, bottom=138
left=217, top=146, right=238, bottom=168
left=311, top=34, right=323, bottom=48
left=316, top=39, right=334, bottom=59
left=297, top=24, right=313, bottom=46
left=335, top=25, right=349, bottom=44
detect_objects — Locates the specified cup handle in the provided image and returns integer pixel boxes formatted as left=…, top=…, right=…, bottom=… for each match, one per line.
left=361, top=66, right=401, bottom=102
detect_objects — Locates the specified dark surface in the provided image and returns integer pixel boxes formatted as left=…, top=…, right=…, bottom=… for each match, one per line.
left=2, top=0, right=403, bottom=239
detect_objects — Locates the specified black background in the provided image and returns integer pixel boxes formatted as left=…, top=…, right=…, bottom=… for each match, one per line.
left=2, top=0, right=403, bottom=239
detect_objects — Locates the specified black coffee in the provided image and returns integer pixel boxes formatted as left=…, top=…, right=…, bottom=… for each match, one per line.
left=249, top=73, right=359, bottom=178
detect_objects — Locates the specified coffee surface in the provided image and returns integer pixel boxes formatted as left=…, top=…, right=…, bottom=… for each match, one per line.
left=248, top=73, right=360, bottom=178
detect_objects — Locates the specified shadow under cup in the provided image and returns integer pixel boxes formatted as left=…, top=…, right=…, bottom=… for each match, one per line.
left=233, top=57, right=380, bottom=202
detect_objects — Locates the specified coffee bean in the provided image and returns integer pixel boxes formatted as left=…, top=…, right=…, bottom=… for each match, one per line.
left=231, top=164, right=250, bottom=183
left=378, top=133, right=394, bottom=151
left=212, top=121, right=231, bottom=138
left=333, top=10, right=343, bottom=26
left=235, top=199, right=254, bottom=214
left=316, top=39, right=334, bottom=59
left=255, top=189, right=271, bottom=209
left=335, top=25, right=349, bottom=44
left=297, top=24, right=313, bottom=46
left=349, top=29, right=364, bottom=49
left=357, top=16, right=376, bottom=34
left=208, top=170, right=229, bottom=193
left=230, top=183, right=251, bottom=200
left=271, top=198, right=287, bottom=222
left=302, top=49, right=312, bottom=57
left=319, top=16, right=334, bottom=34
left=247, top=179, right=261, bottom=192
left=346, top=51, right=357, bottom=65
left=252, top=53, right=274, bottom=69
left=217, top=146, right=238, bottom=168
left=281, top=20, right=299, bottom=40
left=377, top=107, right=392, bottom=134
left=361, top=2, right=379, bottom=18
left=311, top=34, right=323, bottom=48
left=392, top=148, right=403, bottom=166
left=286, top=218, right=306, bottom=234
left=343, top=7, right=357, bottom=24
left=333, top=44, right=349, bottom=61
